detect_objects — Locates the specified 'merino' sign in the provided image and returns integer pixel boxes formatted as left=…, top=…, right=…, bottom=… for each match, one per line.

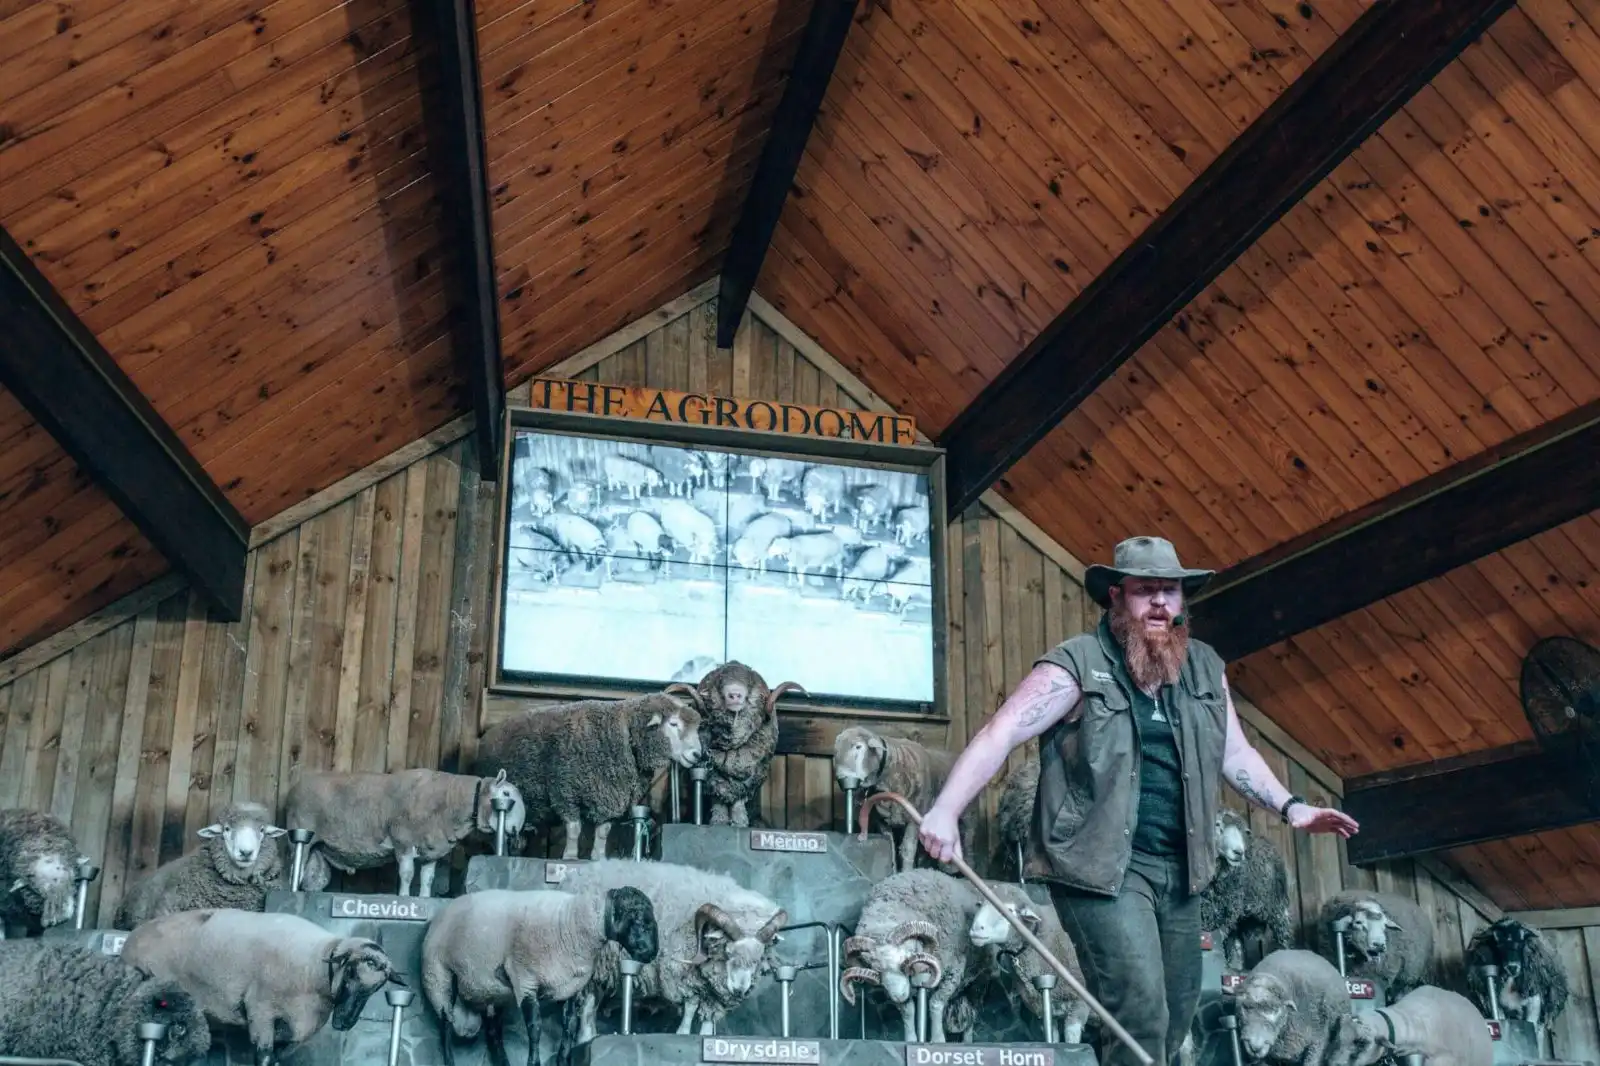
left=527, top=378, right=917, bottom=445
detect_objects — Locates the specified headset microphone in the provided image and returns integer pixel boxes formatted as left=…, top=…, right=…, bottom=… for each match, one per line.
left=1172, top=613, right=1187, bottom=627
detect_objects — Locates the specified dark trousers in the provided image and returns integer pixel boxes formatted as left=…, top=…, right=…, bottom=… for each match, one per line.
left=1049, top=850, right=1201, bottom=1066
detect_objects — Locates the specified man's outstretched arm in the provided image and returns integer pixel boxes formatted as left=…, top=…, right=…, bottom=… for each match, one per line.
left=1221, top=676, right=1359, bottom=838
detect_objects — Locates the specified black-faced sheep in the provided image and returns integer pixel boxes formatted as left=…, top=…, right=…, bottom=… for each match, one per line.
left=833, top=726, right=973, bottom=873
left=840, top=869, right=986, bottom=1043
left=1328, top=985, right=1492, bottom=1066
left=116, top=800, right=327, bottom=928
left=1200, top=808, right=1293, bottom=973
left=1464, top=917, right=1569, bottom=1027
left=667, top=661, right=803, bottom=827
left=422, top=886, right=659, bottom=1066
left=0, top=939, right=213, bottom=1066
left=122, top=908, right=404, bottom=1066
left=283, top=767, right=526, bottom=896
left=1232, top=949, right=1356, bottom=1065
left=0, top=807, right=88, bottom=936
left=968, top=882, right=1090, bottom=1043
left=1316, top=890, right=1434, bottom=998
left=476, top=691, right=703, bottom=861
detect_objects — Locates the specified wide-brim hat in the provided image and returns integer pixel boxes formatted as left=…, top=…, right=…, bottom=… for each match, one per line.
left=1084, top=536, right=1215, bottom=608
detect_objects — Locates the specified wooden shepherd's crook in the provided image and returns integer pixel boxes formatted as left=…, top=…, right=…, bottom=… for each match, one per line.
left=858, top=791, right=1156, bottom=1066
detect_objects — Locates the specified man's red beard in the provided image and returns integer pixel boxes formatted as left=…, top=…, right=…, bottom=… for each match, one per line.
left=1110, top=598, right=1189, bottom=691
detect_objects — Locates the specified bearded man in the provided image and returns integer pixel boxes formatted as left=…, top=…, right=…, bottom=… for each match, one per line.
left=918, top=536, right=1358, bottom=1066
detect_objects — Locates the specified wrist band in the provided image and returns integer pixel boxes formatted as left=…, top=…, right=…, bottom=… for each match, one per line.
left=1279, top=795, right=1305, bottom=823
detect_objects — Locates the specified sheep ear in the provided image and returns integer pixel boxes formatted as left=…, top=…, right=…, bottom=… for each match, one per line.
left=264, top=825, right=288, bottom=839
left=1384, top=918, right=1401, bottom=930
left=647, top=712, right=664, bottom=727
left=8, top=878, right=23, bottom=894
left=1331, top=915, right=1354, bottom=933
left=197, top=824, right=222, bottom=839
left=1019, top=908, right=1042, bottom=932
left=493, top=768, right=507, bottom=785
left=867, top=734, right=887, bottom=757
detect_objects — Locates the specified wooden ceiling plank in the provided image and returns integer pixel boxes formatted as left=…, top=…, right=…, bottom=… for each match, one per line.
left=0, top=0, right=220, bottom=105
left=0, top=527, right=168, bottom=661
left=0, top=0, right=128, bottom=69
left=1252, top=629, right=1408, bottom=770
left=1522, top=0, right=1600, bottom=146
left=938, top=0, right=1518, bottom=516
left=1439, top=561, right=1551, bottom=675
left=478, top=0, right=688, bottom=84
left=0, top=457, right=112, bottom=566
left=1441, top=842, right=1534, bottom=911
left=0, top=227, right=247, bottom=617
left=475, top=0, right=622, bottom=58
left=1495, top=532, right=1600, bottom=636
left=1114, top=0, right=1276, bottom=137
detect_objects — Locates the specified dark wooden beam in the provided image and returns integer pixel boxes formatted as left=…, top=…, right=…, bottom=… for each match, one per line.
left=1343, top=742, right=1598, bottom=864
left=716, top=0, right=860, bottom=350
left=936, top=0, right=1516, bottom=517
left=414, top=0, right=505, bottom=478
left=0, top=226, right=249, bottom=620
left=1190, top=400, right=1600, bottom=661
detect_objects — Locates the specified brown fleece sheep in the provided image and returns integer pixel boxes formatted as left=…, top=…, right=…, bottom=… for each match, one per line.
left=833, top=726, right=973, bottom=872
left=666, top=661, right=804, bottom=826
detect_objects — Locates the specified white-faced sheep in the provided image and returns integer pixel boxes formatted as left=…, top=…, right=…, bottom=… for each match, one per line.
left=0, top=807, right=88, bottom=936
left=556, top=859, right=786, bottom=1041
left=283, top=767, right=526, bottom=897
left=477, top=691, right=702, bottom=861
left=422, top=886, right=659, bottom=1066
left=1464, top=917, right=1569, bottom=1027
left=122, top=908, right=404, bottom=1066
left=1328, top=985, right=1492, bottom=1066
left=840, top=869, right=986, bottom=1043
left=968, top=883, right=1090, bottom=1043
left=833, top=726, right=973, bottom=873
left=0, top=939, right=212, bottom=1066
left=1316, top=890, right=1433, bottom=998
left=1200, top=808, right=1293, bottom=973
left=666, top=662, right=804, bottom=827
left=1232, top=949, right=1356, bottom=1065
left=116, top=800, right=327, bottom=928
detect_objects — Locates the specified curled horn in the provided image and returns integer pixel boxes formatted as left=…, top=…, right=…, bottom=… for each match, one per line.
left=904, top=951, right=943, bottom=987
left=887, top=920, right=940, bottom=948
left=842, top=935, right=875, bottom=958
left=839, top=966, right=881, bottom=1006
left=664, top=683, right=703, bottom=709
left=756, top=908, right=788, bottom=943
left=765, top=681, right=806, bottom=715
left=694, top=902, right=743, bottom=947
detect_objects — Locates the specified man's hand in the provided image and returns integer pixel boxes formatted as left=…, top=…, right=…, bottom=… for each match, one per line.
left=918, top=805, right=964, bottom=864
left=1289, top=803, right=1359, bottom=838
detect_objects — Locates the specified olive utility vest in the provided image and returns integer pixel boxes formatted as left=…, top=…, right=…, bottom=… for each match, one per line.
left=1021, top=616, right=1230, bottom=897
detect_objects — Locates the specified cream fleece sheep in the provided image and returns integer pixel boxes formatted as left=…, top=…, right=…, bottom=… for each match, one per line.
left=833, top=726, right=973, bottom=873
left=1233, top=949, right=1354, bottom=1065
left=1329, top=986, right=1492, bottom=1066
left=968, top=882, right=1090, bottom=1043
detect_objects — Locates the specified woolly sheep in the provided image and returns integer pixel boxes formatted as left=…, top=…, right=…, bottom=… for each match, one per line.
left=995, top=751, right=1039, bottom=879
left=557, top=859, right=786, bottom=1040
left=116, top=800, right=327, bottom=928
left=0, top=939, right=212, bottom=1066
left=1200, top=808, right=1293, bottom=973
left=833, top=726, right=973, bottom=872
left=0, top=807, right=87, bottom=936
left=1316, top=890, right=1433, bottom=998
left=968, top=882, right=1090, bottom=1043
left=283, top=767, right=526, bottom=897
left=122, top=908, right=403, bottom=1066
left=1232, top=949, right=1356, bottom=1065
left=476, top=692, right=703, bottom=861
left=840, top=869, right=986, bottom=1043
left=1464, top=917, right=1569, bottom=1027
left=666, top=662, right=804, bottom=827
left=422, top=886, right=659, bottom=1066
left=1329, top=985, right=1492, bottom=1066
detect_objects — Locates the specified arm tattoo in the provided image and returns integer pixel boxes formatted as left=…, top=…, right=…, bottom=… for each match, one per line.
left=1013, top=671, right=1076, bottom=727
left=1232, top=768, right=1272, bottom=809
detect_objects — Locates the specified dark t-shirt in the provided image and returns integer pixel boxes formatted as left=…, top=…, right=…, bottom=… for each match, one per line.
left=1131, top=684, right=1185, bottom=857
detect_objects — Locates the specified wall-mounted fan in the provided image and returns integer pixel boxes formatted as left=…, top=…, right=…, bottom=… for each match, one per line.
left=1520, top=636, right=1600, bottom=802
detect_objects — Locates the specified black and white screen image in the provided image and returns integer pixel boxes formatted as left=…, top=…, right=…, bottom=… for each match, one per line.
left=500, top=429, right=936, bottom=704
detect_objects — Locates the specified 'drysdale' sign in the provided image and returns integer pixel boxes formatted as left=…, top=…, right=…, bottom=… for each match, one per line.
left=904, top=1048, right=1055, bottom=1066
left=701, top=1037, right=821, bottom=1064
left=748, top=829, right=828, bottom=854
left=329, top=895, right=443, bottom=922
left=527, top=378, right=917, bottom=445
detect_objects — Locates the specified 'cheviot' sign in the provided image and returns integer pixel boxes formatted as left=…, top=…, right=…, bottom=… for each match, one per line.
left=700, top=1037, right=821, bottom=1064
left=329, top=895, right=441, bottom=921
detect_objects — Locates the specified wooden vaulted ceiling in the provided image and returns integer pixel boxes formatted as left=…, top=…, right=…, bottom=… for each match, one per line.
left=1, top=0, right=1598, bottom=909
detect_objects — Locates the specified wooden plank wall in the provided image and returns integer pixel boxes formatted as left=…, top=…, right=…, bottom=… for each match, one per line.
left=0, top=294, right=1518, bottom=1015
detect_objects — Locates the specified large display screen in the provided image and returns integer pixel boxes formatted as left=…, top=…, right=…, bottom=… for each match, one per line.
left=498, top=428, right=936, bottom=704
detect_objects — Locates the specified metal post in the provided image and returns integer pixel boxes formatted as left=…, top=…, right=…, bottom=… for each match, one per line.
left=843, top=787, right=858, bottom=833
left=670, top=763, right=682, bottom=824
left=1033, top=974, right=1058, bottom=1043
left=1477, top=965, right=1502, bottom=1022
left=1333, top=927, right=1347, bottom=977
left=491, top=794, right=514, bottom=857
left=1401, top=1055, right=1424, bottom=1066
left=777, top=966, right=797, bottom=1038
left=826, top=925, right=841, bottom=1040
left=620, top=960, right=642, bottom=1035
left=630, top=806, right=652, bottom=860
left=288, top=829, right=314, bottom=892
left=73, top=858, right=99, bottom=930
left=1015, top=841, right=1026, bottom=884
left=690, top=767, right=708, bottom=825
left=385, top=988, right=413, bottom=1066
left=1220, top=1014, right=1243, bottom=1066
left=915, top=986, right=930, bottom=1044
left=137, top=1023, right=167, bottom=1066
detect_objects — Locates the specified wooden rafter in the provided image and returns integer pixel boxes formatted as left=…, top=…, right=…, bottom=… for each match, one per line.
left=415, top=0, right=505, bottom=478
left=936, top=0, right=1517, bottom=517
left=0, top=226, right=250, bottom=620
left=1190, top=401, right=1600, bottom=662
left=716, top=0, right=861, bottom=349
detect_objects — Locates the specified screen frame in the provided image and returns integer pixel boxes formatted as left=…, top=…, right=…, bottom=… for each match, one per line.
left=486, top=405, right=950, bottom=720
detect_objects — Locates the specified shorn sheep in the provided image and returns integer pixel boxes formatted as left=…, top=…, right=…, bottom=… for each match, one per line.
left=476, top=691, right=703, bottom=861
left=1329, top=985, right=1492, bottom=1066
left=0, top=807, right=87, bottom=936
left=556, top=859, right=786, bottom=1042
left=1232, top=949, right=1356, bottom=1065
left=833, top=726, right=973, bottom=873
left=1316, top=890, right=1434, bottom=998
left=1200, top=808, right=1293, bottom=973
left=968, top=882, right=1090, bottom=1043
left=0, top=939, right=212, bottom=1066
left=116, top=800, right=327, bottom=928
left=422, top=886, right=657, bottom=1066
left=122, top=908, right=404, bottom=1066
left=1464, top=917, right=1569, bottom=1027
left=840, top=869, right=986, bottom=1043
left=284, top=767, right=527, bottom=896
left=666, top=661, right=803, bottom=827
